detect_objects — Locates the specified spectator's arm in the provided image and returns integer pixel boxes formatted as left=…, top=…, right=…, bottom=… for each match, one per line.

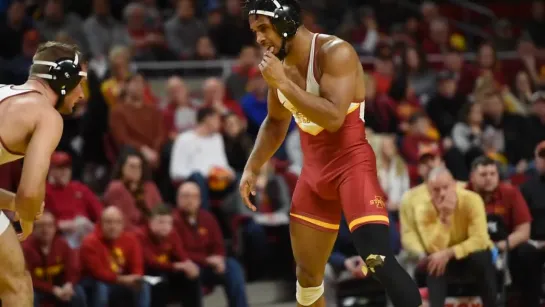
left=169, top=135, right=192, bottom=180
left=108, top=108, right=144, bottom=149
left=399, top=192, right=427, bottom=256
left=501, top=187, right=531, bottom=249
left=146, top=182, right=163, bottom=208
left=152, top=110, right=166, bottom=152
left=83, top=19, right=105, bottom=58
left=172, top=230, right=190, bottom=261
left=360, top=29, right=379, bottom=54
left=80, top=239, right=118, bottom=283
left=450, top=192, right=492, bottom=259
left=164, top=21, right=184, bottom=57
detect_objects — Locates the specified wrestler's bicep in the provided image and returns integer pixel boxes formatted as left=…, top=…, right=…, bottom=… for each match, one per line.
left=267, top=89, right=292, bottom=122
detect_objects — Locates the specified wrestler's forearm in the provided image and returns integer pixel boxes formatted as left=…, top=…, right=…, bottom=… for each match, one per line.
left=0, top=188, right=16, bottom=211
left=277, top=80, right=343, bottom=131
left=245, top=116, right=290, bottom=173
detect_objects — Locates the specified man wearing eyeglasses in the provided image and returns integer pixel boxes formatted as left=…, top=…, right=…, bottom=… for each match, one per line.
left=518, top=141, right=545, bottom=307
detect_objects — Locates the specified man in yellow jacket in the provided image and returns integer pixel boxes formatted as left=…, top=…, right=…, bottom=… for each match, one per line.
left=400, top=167, right=497, bottom=307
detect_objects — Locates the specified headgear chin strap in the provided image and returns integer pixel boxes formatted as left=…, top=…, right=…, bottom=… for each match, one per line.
left=32, top=53, right=87, bottom=109
left=248, top=0, right=301, bottom=60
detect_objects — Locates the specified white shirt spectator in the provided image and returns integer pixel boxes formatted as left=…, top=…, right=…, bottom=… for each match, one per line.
left=170, top=130, right=233, bottom=180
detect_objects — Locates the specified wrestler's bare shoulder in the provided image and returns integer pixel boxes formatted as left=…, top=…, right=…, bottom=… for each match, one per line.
left=316, top=35, right=358, bottom=56
left=0, top=91, right=63, bottom=128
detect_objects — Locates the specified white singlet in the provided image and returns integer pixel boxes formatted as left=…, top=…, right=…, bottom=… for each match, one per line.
left=0, top=85, right=30, bottom=235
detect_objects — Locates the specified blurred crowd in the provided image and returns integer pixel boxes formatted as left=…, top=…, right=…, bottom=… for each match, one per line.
left=2, top=0, right=545, bottom=306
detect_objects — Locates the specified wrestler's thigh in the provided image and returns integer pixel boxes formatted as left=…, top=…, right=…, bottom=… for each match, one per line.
left=339, top=169, right=389, bottom=232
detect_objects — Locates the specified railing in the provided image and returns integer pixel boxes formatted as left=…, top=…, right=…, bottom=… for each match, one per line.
left=448, top=0, right=498, bottom=22
left=134, top=51, right=520, bottom=77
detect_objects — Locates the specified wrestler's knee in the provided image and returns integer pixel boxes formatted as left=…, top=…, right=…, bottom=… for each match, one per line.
left=295, top=265, right=325, bottom=306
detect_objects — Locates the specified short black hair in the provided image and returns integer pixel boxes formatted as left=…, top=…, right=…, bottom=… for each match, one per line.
left=150, top=204, right=173, bottom=217
left=197, top=107, right=217, bottom=123
left=470, top=155, right=497, bottom=172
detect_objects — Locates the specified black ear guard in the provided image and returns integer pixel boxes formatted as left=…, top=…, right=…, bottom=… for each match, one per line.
left=33, top=53, right=87, bottom=97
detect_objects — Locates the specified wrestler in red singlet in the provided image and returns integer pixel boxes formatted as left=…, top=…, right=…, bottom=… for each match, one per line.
left=239, top=1, right=422, bottom=307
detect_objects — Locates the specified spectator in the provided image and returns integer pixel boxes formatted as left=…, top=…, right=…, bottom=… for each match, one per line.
left=225, top=45, right=259, bottom=101
left=400, top=112, right=439, bottom=167
left=451, top=102, right=487, bottom=166
left=80, top=206, right=151, bottom=307
left=399, top=46, right=436, bottom=98
left=83, top=0, right=131, bottom=60
left=104, top=148, right=162, bottom=231
left=426, top=70, right=467, bottom=138
left=222, top=112, right=253, bottom=174
left=109, top=74, right=165, bottom=168
left=46, top=151, right=103, bottom=248
left=173, top=182, right=249, bottom=307
left=377, top=134, right=410, bottom=213
left=511, top=70, right=534, bottom=113
left=493, top=19, right=517, bottom=52
left=210, top=0, right=254, bottom=56
left=123, top=2, right=168, bottom=61
left=442, top=48, right=475, bottom=95
left=519, top=141, right=545, bottom=307
left=164, top=0, right=206, bottom=59
left=241, top=68, right=269, bottom=138
left=170, top=107, right=235, bottom=209
left=201, top=77, right=245, bottom=120
left=466, top=156, right=533, bottom=305
left=525, top=91, right=545, bottom=160
left=0, top=0, right=34, bottom=60
left=324, top=219, right=366, bottom=307
left=524, top=0, right=545, bottom=49
left=135, top=205, right=201, bottom=307
left=348, top=6, right=379, bottom=55
left=371, top=45, right=394, bottom=96
left=36, top=0, right=88, bottom=54
left=515, top=38, right=545, bottom=88
left=400, top=167, right=496, bottom=307
left=194, top=35, right=217, bottom=60
left=23, top=211, right=87, bottom=307
left=162, top=76, right=197, bottom=140
left=422, top=18, right=452, bottom=54
left=3, top=29, right=40, bottom=85
left=474, top=43, right=506, bottom=87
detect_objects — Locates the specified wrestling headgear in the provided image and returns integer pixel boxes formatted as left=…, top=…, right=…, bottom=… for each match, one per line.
left=247, top=0, right=302, bottom=60
left=32, top=52, right=87, bottom=109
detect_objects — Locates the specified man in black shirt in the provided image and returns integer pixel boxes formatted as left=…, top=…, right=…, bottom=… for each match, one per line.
left=518, top=140, right=545, bottom=307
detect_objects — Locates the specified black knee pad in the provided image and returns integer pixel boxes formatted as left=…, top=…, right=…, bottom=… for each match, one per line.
left=351, top=224, right=423, bottom=307
left=351, top=224, right=392, bottom=272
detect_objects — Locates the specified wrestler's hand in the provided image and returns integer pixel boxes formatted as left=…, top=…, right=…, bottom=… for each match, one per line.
left=259, top=48, right=287, bottom=88
left=239, top=169, right=258, bottom=212
left=17, top=217, right=34, bottom=241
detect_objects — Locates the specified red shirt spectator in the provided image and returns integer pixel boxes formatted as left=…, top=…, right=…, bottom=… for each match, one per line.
left=46, top=181, right=103, bottom=224
left=135, top=225, right=189, bottom=272
left=172, top=209, right=225, bottom=266
left=80, top=224, right=143, bottom=283
left=162, top=77, right=197, bottom=140
left=466, top=182, right=532, bottom=233
left=104, top=180, right=162, bottom=231
left=23, top=235, right=79, bottom=294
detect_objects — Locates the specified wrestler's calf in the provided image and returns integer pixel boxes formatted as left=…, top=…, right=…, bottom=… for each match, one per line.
left=351, top=224, right=422, bottom=307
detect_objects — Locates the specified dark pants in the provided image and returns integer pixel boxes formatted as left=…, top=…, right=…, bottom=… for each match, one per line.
left=241, top=220, right=268, bottom=281
left=80, top=278, right=151, bottom=307
left=148, top=272, right=201, bottom=307
left=201, top=258, right=249, bottom=307
left=34, top=284, right=87, bottom=307
left=426, top=250, right=497, bottom=307
left=509, top=242, right=545, bottom=307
